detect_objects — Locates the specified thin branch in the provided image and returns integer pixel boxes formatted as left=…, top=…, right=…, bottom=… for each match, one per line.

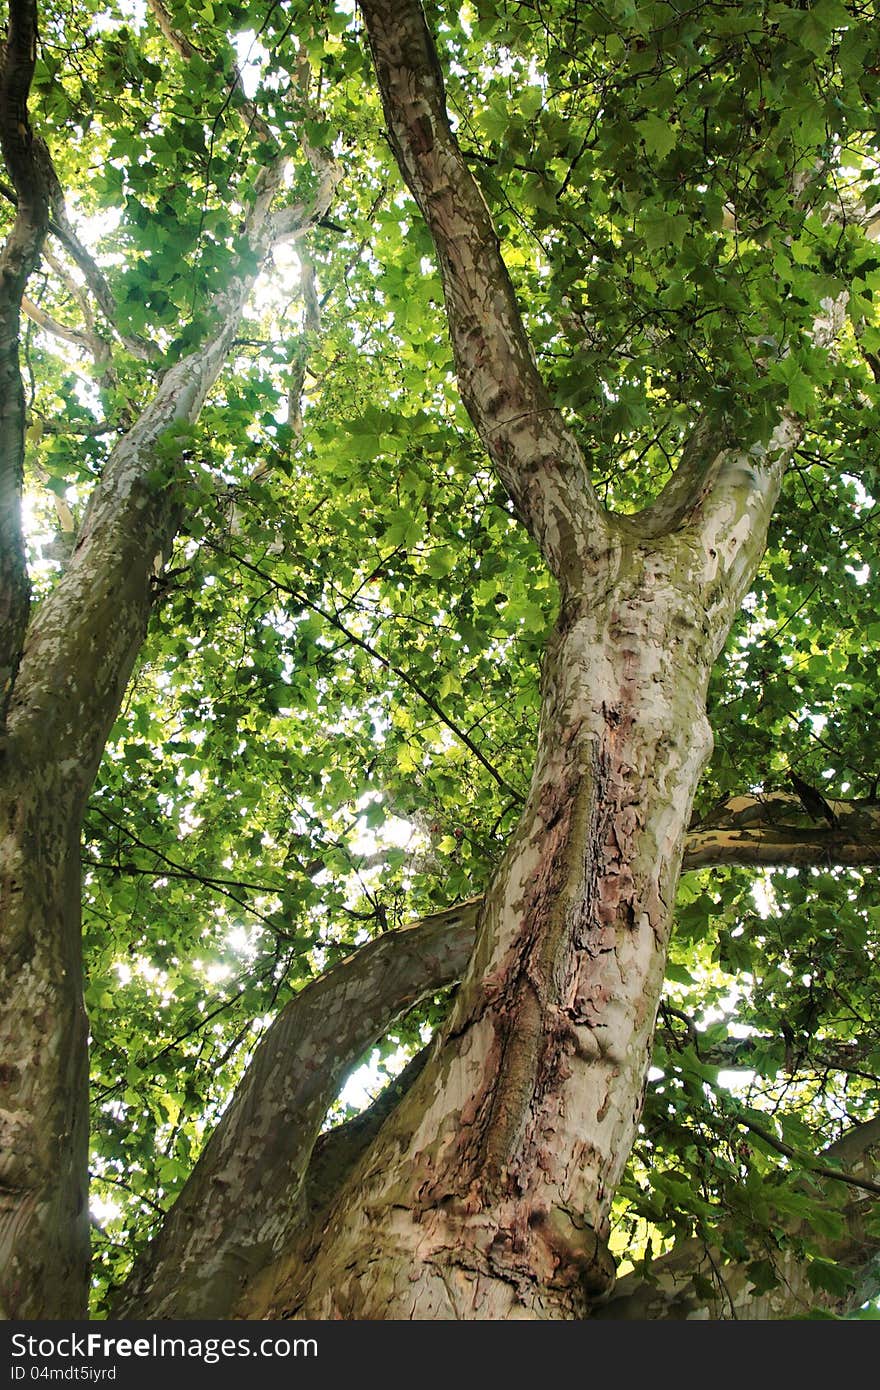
left=88, top=804, right=290, bottom=896
left=735, top=1112, right=880, bottom=1200
left=285, top=250, right=318, bottom=439
left=145, top=0, right=273, bottom=143
left=93, top=1171, right=166, bottom=1217
left=9, top=135, right=339, bottom=782
left=31, top=410, right=119, bottom=437
left=219, top=544, right=526, bottom=803
left=45, top=197, right=160, bottom=363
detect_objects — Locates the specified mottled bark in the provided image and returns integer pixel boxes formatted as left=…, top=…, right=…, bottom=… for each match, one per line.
left=0, top=0, right=86, bottom=1320
left=234, top=1100, right=880, bottom=1324
left=112, top=902, right=478, bottom=1319
left=104, top=0, right=855, bottom=1324
left=118, top=758, right=880, bottom=1320
left=0, top=768, right=88, bottom=1317
left=172, top=0, right=805, bottom=1322
left=44, top=195, right=158, bottom=364
left=230, top=452, right=788, bottom=1319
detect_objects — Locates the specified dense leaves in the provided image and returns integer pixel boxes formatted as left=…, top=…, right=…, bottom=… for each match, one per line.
left=8, top=0, right=880, bottom=1313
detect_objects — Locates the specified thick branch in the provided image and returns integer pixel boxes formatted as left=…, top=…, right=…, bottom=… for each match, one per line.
left=21, top=291, right=109, bottom=363
left=114, top=898, right=479, bottom=1318
left=122, top=833, right=876, bottom=1319
left=686, top=791, right=880, bottom=872
left=358, top=0, right=603, bottom=576
left=301, top=1044, right=433, bottom=1221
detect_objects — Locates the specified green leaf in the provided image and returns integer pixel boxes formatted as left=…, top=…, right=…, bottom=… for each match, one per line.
left=637, top=114, right=677, bottom=159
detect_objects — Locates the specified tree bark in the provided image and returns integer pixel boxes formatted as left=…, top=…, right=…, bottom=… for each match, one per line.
left=0, top=770, right=89, bottom=1318
left=106, top=0, right=860, bottom=1324
left=0, top=0, right=52, bottom=719
left=115, top=759, right=880, bottom=1320
left=359, top=0, right=600, bottom=576
left=0, top=0, right=87, bottom=1318
left=5, top=0, right=867, bottom=1324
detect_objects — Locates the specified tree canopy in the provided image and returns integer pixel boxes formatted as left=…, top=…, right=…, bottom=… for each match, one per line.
left=3, top=0, right=880, bottom=1320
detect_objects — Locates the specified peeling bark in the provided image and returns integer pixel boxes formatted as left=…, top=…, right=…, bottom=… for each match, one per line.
left=0, top=769, right=89, bottom=1317
left=196, top=0, right=818, bottom=1322
left=3, top=0, right=864, bottom=1326
left=232, top=492, right=788, bottom=1319
left=0, top=0, right=88, bottom=1319
left=111, top=1, right=852, bottom=1323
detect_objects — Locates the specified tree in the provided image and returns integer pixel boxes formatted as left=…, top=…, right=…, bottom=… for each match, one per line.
left=2, top=0, right=880, bottom=1321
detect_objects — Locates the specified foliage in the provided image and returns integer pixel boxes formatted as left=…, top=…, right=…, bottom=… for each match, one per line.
left=8, top=0, right=880, bottom=1314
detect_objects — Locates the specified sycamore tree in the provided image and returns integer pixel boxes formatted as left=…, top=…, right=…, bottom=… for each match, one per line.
left=2, top=0, right=880, bottom=1322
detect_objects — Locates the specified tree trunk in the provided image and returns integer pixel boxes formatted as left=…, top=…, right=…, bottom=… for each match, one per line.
left=0, top=770, right=88, bottom=1318
left=234, top=469, right=787, bottom=1319
left=0, top=121, right=339, bottom=1314
left=212, top=0, right=813, bottom=1320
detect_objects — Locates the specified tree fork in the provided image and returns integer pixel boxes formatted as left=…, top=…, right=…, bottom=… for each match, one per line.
left=112, top=903, right=479, bottom=1319
left=230, top=503, right=780, bottom=1318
